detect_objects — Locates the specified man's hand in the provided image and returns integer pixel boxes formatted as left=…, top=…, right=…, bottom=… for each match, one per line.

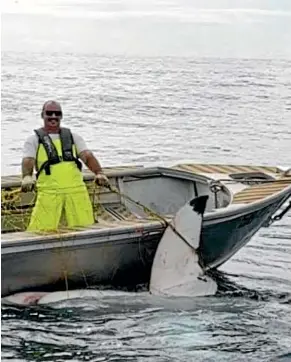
left=94, top=172, right=109, bottom=187
left=21, top=175, right=35, bottom=192
left=79, top=150, right=109, bottom=186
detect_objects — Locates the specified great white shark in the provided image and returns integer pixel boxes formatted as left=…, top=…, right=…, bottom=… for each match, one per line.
left=2, top=195, right=217, bottom=306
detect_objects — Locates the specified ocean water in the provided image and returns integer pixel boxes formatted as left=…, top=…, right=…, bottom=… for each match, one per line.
left=1, top=0, right=291, bottom=361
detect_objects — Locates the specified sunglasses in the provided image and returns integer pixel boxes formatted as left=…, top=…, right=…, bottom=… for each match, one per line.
left=45, top=110, right=62, bottom=117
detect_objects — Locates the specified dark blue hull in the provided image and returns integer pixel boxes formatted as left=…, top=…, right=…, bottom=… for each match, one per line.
left=200, top=195, right=290, bottom=269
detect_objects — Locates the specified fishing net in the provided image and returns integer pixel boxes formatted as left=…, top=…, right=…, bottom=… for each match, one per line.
left=1, top=183, right=104, bottom=234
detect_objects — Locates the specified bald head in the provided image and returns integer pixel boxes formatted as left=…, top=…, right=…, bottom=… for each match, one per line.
left=41, top=100, right=62, bottom=114
left=41, top=100, right=63, bottom=133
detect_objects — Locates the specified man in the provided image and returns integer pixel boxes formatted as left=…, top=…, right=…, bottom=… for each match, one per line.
left=21, top=100, right=109, bottom=232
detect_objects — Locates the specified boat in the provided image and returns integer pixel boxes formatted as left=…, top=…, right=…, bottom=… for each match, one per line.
left=1, top=162, right=291, bottom=297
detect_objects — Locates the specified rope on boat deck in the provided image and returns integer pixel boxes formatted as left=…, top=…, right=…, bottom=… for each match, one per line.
left=1, top=187, right=22, bottom=205
left=1, top=187, right=32, bottom=232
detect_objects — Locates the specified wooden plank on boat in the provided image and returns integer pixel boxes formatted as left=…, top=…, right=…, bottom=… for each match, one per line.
left=103, top=165, right=144, bottom=171
left=232, top=177, right=291, bottom=204
left=106, top=204, right=144, bottom=221
left=172, top=163, right=281, bottom=176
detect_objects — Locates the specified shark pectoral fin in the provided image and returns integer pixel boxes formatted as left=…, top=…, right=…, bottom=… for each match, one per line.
left=149, top=195, right=217, bottom=298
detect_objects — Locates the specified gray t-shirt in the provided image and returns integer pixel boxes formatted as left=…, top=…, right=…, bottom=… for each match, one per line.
left=22, top=132, right=89, bottom=159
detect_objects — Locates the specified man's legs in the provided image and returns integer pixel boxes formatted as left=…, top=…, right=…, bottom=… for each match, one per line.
left=27, top=191, right=64, bottom=232
left=64, top=186, right=95, bottom=228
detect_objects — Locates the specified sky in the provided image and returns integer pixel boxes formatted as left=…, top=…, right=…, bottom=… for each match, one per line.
left=1, top=0, right=291, bottom=58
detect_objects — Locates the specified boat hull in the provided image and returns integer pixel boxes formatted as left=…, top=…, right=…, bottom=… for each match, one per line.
left=1, top=232, right=161, bottom=297
left=200, top=193, right=290, bottom=269
left=2, top=192, right=289, bottom=297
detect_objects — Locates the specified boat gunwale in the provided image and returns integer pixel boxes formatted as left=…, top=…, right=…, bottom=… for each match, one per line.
left=1, top=163, right=287, bottom=189
left=1, top=219, right=165, bottom=249
left=203, top=183, right=291, bottom=223
left=1, top=228, right=163, bottom=255
left=1, top=166, right=212, bottom=189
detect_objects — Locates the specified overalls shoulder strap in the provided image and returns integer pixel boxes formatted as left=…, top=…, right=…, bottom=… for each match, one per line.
left=59, top=127, right=76, bottom=162
left=34, top=128, right=59, bottom=163
left=34, top=127, right=82, bottom=178
left=34, top=128, right=60, bottom=178
left=59, top=127, right=83, bottom=170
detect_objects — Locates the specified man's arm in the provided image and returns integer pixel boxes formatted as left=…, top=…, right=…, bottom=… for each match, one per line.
left=73, top=133, right=104, bottom=175
left=79, top=150, right=103, bottom=175
left=73, top=133, right=109, bottom=186
left=79, top=150, right=109, bottom=186
left=22, top=157, right=35, bottom=178
left=21, top=135, right=37, bottom=191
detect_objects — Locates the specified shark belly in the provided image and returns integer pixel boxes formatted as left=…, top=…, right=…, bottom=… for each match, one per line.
left=149, top=195, right=217, bottom=297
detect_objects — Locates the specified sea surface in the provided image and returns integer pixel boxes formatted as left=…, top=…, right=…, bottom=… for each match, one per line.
left=1, top=0, right=291, bottom=361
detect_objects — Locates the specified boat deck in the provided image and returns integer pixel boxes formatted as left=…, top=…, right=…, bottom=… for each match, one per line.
left=1, top=195, right=168, bottom=242
left=232, top=178, right=291, bottom=204
left=173, top=163, right=291, bottom=204
left=1, top=194, right=166, bottom=239
left=173, top=163, right=282, bottom=176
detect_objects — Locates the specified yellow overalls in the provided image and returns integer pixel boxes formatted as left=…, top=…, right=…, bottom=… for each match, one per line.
left=27, top=137, right=95, bottom=232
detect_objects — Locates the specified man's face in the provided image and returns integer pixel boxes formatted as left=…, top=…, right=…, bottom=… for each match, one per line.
left=42, top=102, right=62, bottom=129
